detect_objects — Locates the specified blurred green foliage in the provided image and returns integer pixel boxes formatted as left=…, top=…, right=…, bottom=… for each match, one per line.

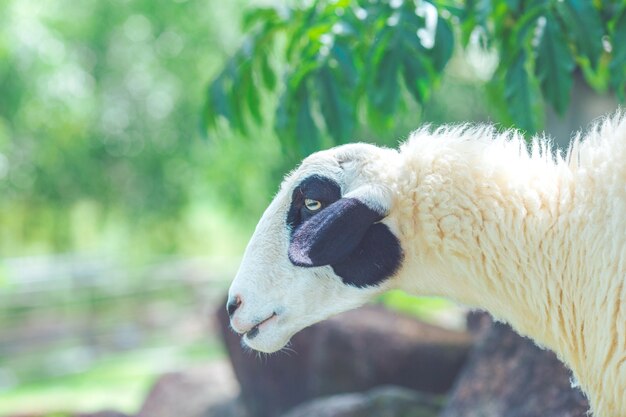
left=206, top=0, right=626, bottom=155
left=0, top=0, right=528, bottom=257
left=0, top=0, right=289, bottom=256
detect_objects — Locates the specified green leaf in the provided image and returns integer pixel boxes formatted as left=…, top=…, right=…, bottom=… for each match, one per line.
left=286, top=6, right=319, bottom=61
left=535, top=14, right=575, bottom=115
left=330, top=42, right=358, bottom=86
left=274, top=89, right=290, bottom=136
left=474, top=0, right=492, bottom=25
left=557, top=0, right=605, bottom=68
left=233, top=56, right=262, bottom=125
left=275, top=88, right=299, bottom=152
left=243, top=7, right=281, bottom=30
left=505, top=52, right=538, bottom=132
left=402, top=55, right=430, bottom=104
left=432, top=17, right=454, bottom=71
left=317, top=66, right=355, bottom=144
left=205, top=60, right=249, bottom=134
left=370, top=48, right=401, bottom=115
left=368, top=26, right=394, bottom=75
left=505, top=0, right=521, bottom=13
left=460, top=0, right=492, bottom=47
left=206, top=75, right=232, bottom=125
left=246, top=74, right=262, bottom=124
left=259, top=51, right=276, bottom=90
left=510, top=3, right=546, bottom=48
left=229, top=59, right=254, bottom=133
left=610, top=10, right=626, bottom=99
left=288, top=61, right=320, bottom=92
left=295, top=83, right=320, bottom=156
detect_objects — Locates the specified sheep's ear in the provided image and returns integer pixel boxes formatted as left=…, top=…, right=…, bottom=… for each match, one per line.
left=288, top=198, right=383, bottom=267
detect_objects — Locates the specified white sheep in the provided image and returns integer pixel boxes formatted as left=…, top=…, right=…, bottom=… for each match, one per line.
left=227, top=114, right=626, bottom=417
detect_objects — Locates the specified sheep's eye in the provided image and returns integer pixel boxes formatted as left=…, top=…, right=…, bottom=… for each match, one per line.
left=304, top=198, right=322, bottom=211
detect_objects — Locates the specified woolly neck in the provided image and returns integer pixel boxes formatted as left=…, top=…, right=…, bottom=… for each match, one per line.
left=390, top=121, right=626, bottom=417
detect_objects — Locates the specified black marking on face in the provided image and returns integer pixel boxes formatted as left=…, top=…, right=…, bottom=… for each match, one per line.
left=287, top=175, right=403, bottom=288
left=287, top=175, right=342, bottom=228
left=330, top=222, right=403, bottom=288
left=289, top=198, right=383, bottom=267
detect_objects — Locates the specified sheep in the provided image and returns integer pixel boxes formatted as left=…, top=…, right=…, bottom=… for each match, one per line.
left=226, top=114, right=626, bottom=417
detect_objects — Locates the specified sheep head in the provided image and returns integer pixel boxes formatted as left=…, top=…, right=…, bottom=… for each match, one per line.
left=227, top=143, right=404, bottom=353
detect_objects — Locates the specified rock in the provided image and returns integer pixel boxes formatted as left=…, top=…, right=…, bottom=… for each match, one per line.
left=136, top=360, right=239, bottom=417
left=440, top=318, right=591, bottom=417
left=465, top=310, right=493, bottom=335
left=217, top=301, right=472, bottom=417
left=307, top=307, right=471, bottom=397
left=278, top=385, right=443, bottom=417
left=204, top=397, right=250, bottom=417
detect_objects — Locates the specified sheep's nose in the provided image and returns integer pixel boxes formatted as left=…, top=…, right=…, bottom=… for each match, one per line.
left=226, top=295, right=242, bottom=318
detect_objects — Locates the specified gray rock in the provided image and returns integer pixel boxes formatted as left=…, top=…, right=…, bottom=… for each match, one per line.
left=441, top=317, right=590, bottom=417
left=217, top=302, right=471, bottom=417
left=203, top=397, right=249, bottom=417
left=279, top=386, right=443, bottom=417
left=136, top=360, right=239, bottom=417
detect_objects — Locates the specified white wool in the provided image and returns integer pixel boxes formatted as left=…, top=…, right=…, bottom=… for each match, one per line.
left=390, top=114, right=626, bottom=416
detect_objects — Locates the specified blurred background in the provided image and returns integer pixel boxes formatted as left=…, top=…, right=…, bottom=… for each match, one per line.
left=0, top=0, right=268, bottom=414
left=0, top=0, right=620, bottom=416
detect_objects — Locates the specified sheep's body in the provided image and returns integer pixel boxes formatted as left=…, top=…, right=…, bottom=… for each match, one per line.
left=228, top=114, right=626, bottom=417
left=389, top=119, right=626, bottom=416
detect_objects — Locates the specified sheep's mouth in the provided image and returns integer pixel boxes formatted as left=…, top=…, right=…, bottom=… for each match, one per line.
left=245, top=312, right=278, bottom=340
